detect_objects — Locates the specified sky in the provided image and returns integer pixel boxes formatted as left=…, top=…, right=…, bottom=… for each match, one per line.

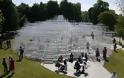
left=12, top=0, right=121, bottom=14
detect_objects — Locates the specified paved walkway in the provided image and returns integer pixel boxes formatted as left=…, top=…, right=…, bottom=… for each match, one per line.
left=41, top=61, right=111, bottom=78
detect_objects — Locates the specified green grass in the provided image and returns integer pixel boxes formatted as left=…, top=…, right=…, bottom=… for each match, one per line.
left=104, top=50, right=124, bottom=78
left=0, top=49, right=73, bottom=78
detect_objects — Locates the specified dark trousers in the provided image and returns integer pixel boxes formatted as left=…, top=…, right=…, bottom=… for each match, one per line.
left=3, top=66, right=8, bottom=72
left=19, top=54, right=23, bottom=61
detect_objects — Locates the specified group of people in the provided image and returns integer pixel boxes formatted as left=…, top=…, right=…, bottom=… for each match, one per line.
left=55, top=52, right=89, bottom=76
left=55, top=56, right=67, bottom=74
left=0, top=39, right=11, bottom=49
left=2, top=57, right=15, bottom=74
left=95, top=47, right=108, bottom=61
left=74, top=55, right=88, bottom=76
left=1, top=44, right=24, bottom=76
left=86, top=41, right=108, bottom=62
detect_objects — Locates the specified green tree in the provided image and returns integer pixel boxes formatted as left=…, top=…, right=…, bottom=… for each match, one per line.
left=17, top=3, right=29, bottom=27
left=60, top=0, right=81, bottom=21
left=115, top=15, right=124, bottom=38
left=28, top=3, right=41, bottom=22
left=88, top=0, right=109, bottom=24
left=46, top=1, right=59, bottom=18
left=0, top=0, right=19, bottom=32
left=17, top=3, right=29, bottom=17
left=81, top=11, right=90, bottom=22
left=98, top=11, right=117, bottom=30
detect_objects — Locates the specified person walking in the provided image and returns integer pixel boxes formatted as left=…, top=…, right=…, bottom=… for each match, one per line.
left=19, top=46, right=24, bottom=61
left=69, top=53, right=74, bottom=63
left=85, top=53, right=88, bottom=62
left=2, top=58, right=8, bottom=73
left=91, top=32, right=94, bottom=39
left=103, top=47, right=107, bottom=61
left=9, top=57, right=15, bottom=73
left=86, top=42, right=90, bottom=53
left=114, top=43, right=117, bottom=52
left=96, top=48, right=100, bottom=61
left=113, top=38, right=116, bottom=44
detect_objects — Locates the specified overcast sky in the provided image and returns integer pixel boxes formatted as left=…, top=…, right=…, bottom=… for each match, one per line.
left=12, top=0, right=121, bottom=14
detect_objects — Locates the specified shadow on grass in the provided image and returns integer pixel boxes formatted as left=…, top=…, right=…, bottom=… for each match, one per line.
left=0, top=71, right=14, bottom=78
left=7, top=73, right=14, bottom=78
left=16, top=58, right=23, bottom=62
left=0, top=71, right=9, bottom=78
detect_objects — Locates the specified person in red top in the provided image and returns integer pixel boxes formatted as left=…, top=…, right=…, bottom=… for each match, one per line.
left=9, top=57, right=15, bottom=73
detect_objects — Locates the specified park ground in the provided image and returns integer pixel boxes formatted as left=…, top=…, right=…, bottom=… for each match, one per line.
left=104, top=49, right=124, bottom=78
left=0, top=49, right=73, bottom=78
left=0, top=49, right=124, bottom=78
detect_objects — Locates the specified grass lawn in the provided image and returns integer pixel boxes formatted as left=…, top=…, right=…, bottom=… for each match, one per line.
left=0, top=49, right=73, bottom=78
left=104, top=50, right=124, bottom=78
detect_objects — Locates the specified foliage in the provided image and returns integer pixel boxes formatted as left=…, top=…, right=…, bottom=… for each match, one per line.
left=18, top=15, right=26, bottom=27
left=60, top=0, right=82, bottom=22
left=88, top=0, right=109, bottom=24
left=98, top=11, right=117, bottom=30
left=17, top=3, right=29, bottom=17
left=17, top=0, right=82, bottom=22
left=0, top=0, right=19, bottom=32
left=28, top=3, right=44, bottom=22
left=46, top=1, right=59, bottom=19
left=115, top=15, right=124, bottom=37
left=81, top=11, right=90, bottom=22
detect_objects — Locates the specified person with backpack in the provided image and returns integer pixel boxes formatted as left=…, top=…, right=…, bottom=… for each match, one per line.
left=19, top=46, right=24, bottom=61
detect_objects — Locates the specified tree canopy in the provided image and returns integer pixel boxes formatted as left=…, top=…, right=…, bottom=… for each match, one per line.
left=115, top=15, right=124, bottom=37
left=98, top=11, right=117, bottom=30
left=17, top=0, right=82, bottom=22
left=0, top=0, right=19, bottom=32
left=60, top=0, right=82, bottom=21
left=88, top=0, right=109, bottom=24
